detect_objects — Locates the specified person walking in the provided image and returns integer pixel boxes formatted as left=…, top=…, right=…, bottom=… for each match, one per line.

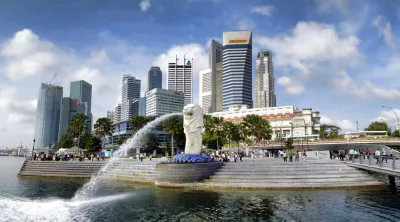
left=251, top=151, right=255, bottom=164
left=375, top=149, right=381, bottom=164
left=234, top=153, right=238, bottom=162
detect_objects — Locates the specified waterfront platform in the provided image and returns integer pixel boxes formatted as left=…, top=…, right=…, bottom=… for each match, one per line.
left=19, top=157, right=386, bottom=188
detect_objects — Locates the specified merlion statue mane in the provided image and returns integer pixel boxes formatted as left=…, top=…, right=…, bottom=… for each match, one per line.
left=183, top=104, right=204, bottom=154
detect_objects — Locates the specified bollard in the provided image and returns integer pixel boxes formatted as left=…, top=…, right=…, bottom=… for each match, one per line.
left=379, top=156, right=383, bottom=168
left=388, top=175, right=396, bottom=186
left=359, top=155, right=362, bottom=164
left=392, top=156, right=396, bottom=170
left=369, top=156, right=371, bottom=166
left=352, top=154, right=354, bottom=163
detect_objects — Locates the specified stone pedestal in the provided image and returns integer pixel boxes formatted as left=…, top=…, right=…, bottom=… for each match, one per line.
left=155, top=162, right=222, bottom=187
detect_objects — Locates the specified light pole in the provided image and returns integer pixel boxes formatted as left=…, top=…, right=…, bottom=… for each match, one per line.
left=31, top=139, right=36, bottom=160
left=356, top=121, right=359, bottom=132
left=382, top=106, right=399, bottom=131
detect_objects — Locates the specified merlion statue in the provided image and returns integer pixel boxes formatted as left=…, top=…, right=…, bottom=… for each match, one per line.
left=183, top=104, right=203, bottom=154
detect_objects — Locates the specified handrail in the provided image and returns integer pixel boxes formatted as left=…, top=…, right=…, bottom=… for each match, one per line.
left=347, top=153, right=397, bottom=170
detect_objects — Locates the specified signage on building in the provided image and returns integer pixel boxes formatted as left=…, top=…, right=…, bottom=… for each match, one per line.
left=187, top=60, right=191, bottom=65
left=229, top=39, right=247, bottom=43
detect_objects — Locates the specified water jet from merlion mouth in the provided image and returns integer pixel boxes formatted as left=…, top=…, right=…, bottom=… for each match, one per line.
left=73, top=112, right=182, bottom=200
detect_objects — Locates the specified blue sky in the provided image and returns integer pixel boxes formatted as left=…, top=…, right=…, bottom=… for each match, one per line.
left=0, top=0, right=399, bottom=147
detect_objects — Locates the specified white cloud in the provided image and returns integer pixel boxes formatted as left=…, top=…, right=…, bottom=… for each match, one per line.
left=277, top=76, right=304, bottom=95
left=0, top=29, right=61, bottom=81
left=372, top=15, right=396, bottom=50
left=139, top=0, right=151, bottom=12
left=315, top=0, right=348, bottom=14
left=374, top=108, right=400, bottom=127
left=320, top=115, right=355, bottom=132
left=332, top=71, right=400, bottom=100
left=251, top=6, right=274, bottom=16
left=237, top=18, right=255, bottom=30
left=0, top=125, right=5, bottom=132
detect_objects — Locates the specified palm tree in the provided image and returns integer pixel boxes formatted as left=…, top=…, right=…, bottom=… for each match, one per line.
left=242, top=114, right=272, bottom=148
left=67, top=114, right=88, bottom=148
left=94, top=117, right=114, bottom=150
left=222, top=121, right=237, bottom=149
left=162, top=116, right=184, bottom=156
left=210, top=116, right=224, bottom=150
left=130, top=116, right=149, bottom=135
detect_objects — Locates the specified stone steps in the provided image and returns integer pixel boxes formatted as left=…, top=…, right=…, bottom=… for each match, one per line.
left=201, top=159, right=385, bottom=188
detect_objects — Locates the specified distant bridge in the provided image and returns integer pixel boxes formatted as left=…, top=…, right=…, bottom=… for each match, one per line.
left=0, top=148, right=30, bottom=157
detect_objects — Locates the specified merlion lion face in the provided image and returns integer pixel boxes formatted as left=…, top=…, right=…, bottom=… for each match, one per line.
left=183, top=104, right=196, bottom=121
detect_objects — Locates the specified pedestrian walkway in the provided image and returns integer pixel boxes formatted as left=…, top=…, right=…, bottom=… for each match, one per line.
left=346, top=154, right=400, bottom=177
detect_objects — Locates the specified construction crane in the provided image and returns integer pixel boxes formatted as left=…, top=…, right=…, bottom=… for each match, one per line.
left=45, top=73, right=58, bottom=87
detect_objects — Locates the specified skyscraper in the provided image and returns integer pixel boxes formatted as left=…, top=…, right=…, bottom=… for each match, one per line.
left=114, top=103, right=121, bottom=123
left=255, top=51, right=276, bottom=108
left=107, top=111, right=114, bottom=122
left=121, top=74, right=141, bottom=121
left=145, top=88, right=184, bottom=117
left=222, top=31, right=253, bottom=110
left=167, top=55, right=193, bottom=105
left=34, top=83, right=63, bottom=149
left=70, top=80, right=93, bottom=133
left=200, top=39, right=223, bottom=113
left=138, top=97, right=146, bottom=116
left=148, top=66, right=162, bottom=91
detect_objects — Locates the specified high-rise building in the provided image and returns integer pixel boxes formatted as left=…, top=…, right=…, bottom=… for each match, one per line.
left=121, top=74, right=141, bottom=121
left=148, top=66, right=162, bottom=91
left=58, top=98, right=89, bottom=141
left=70, top=80, right=93, bottom=133
left=167, top=55, right=193, bottom=105
left=34, top=83, right=63, bottom=149
left=145, top=88, right=184, bottom=117
left=222, top=31, right=253, bottom=110
left=200, top=39, right=223, bottom=113
left=107, top=111, right=114, bottom=122
left=114, top=104, right=121, bottom=123
left=255, top=51, right=276, bottom=108
left=138, top=97, right=146, bottom=116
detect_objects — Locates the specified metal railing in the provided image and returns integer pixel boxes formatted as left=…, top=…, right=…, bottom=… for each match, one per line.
left=347, top=153, right=398, bottom=170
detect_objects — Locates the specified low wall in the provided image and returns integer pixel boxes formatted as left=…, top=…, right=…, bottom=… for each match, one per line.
left=155, top=162, right=223, bottom=187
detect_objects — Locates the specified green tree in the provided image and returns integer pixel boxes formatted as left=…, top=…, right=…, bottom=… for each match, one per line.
left=222, top=121, right=239, bottom=149
left=242, top=114, right=272, bottom=146
left=130, top=116, right=149, bottom=135
left=365, top=121, right=390, bottom=136
left=319, top=124, right=341, bottom=139
left=284, top=138, right=295, bottom=150
left=58, top=134, right=73, bottom=148
left=67, top=114, right=89, bottom=146
left=81, top=134, right=102, bottom=152
left=142, top=132, right=160, bottom=154
left=162, top=116, right=185, bottom=155
left=94, top=117, right=114, bottom=149
left=393, top=130, right=400, bottom=137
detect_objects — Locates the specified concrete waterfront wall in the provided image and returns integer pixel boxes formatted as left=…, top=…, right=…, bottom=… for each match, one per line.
left=155, top=162, right=223, bottom=187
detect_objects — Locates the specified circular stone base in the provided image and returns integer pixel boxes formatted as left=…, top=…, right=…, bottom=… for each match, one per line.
left=168, top=154, right=212, bottom=163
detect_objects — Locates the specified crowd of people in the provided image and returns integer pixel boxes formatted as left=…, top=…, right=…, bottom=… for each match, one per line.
left=338, top=148, right=394, bottom=164
left=32, top=152, right=105, bottom=162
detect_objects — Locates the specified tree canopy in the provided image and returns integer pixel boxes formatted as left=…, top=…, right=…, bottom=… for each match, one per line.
left=319, top=124, right=341, bottom=139
left=130, top=116, right=149, bottom=135
left=364, top=121, right=388, bottom=131
left=162, top=116, right=185, bottom=149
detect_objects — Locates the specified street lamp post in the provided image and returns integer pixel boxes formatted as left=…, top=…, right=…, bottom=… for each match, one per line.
left=382, top=106, right=399, bottom=131
left=31, top=139, right=36, bottom=160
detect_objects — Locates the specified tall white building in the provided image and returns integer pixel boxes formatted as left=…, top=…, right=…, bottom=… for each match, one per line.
left=255, top=51, right=276, bottom=108
left=145, top=88, right=184, bottom=117
left=167, top=55, right=193, bottom=105
left=121, top=74, right=141, bottom=121
left=222, top=31, right=253, bottom=110
left=114, top=103, right=121, bottom=123
left=200, top=39, right=223, bottom=114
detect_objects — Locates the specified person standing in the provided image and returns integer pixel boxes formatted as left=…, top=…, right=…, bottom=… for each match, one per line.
left=303, top=151, right=307, bottom=162
left=295, top=151, right=300, bottom=162
left=283, top=151, right=287, bottom=162
left=136, top=153, right=140, bottom=162
left=382, top=149, right=388, bottom=163
left=251, top=151, right=255, bottom=164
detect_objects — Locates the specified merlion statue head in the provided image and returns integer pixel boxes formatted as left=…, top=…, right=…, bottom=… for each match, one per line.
left=183, top=104, right=204, bottom=133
